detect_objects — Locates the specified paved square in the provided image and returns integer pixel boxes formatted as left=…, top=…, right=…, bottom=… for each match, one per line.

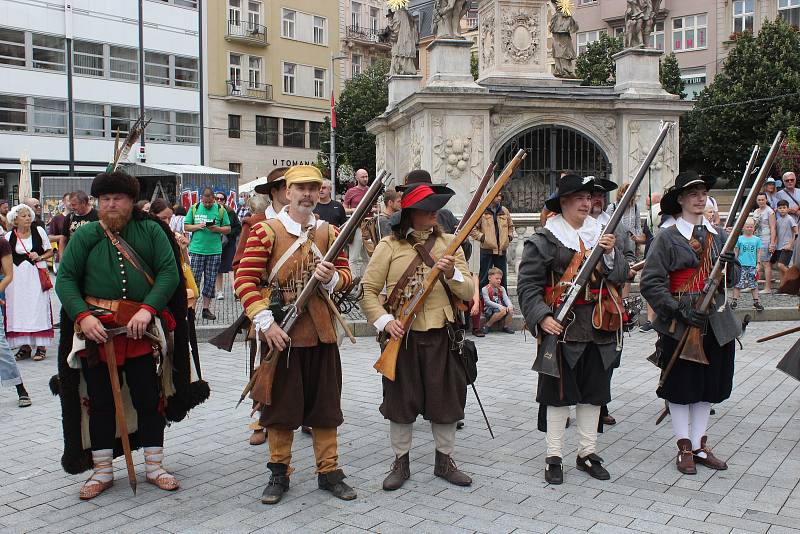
left=1, top=322, right=798, bottom=533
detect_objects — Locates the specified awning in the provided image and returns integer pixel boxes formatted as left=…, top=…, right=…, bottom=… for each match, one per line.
left=122, top=163, right=238, bottom=177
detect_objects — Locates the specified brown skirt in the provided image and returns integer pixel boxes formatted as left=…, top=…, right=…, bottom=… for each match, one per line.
left=259, top=343, right=343, bottom=430
left=380, top=328, right=467, bottom=425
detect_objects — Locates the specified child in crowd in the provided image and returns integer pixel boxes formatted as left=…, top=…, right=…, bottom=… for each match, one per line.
left=732, top=218, right=764, bottom=311
left=772, top=200, right=797, bottom=283
left=481, top=267, right=514, bottom=334
left=753, top=192, right=777, bottom=293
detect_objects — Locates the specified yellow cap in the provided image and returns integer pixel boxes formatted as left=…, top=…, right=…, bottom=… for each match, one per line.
left=284, top=165, right=323, bottom=187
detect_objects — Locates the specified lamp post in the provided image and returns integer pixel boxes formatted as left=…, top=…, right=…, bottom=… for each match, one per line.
left=329, top=52, right=347, bottom=195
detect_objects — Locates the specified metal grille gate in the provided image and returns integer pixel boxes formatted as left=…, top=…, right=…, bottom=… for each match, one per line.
left=495, top=125, right=611, bottom=212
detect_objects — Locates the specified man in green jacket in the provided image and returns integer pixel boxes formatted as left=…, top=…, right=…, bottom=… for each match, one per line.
left=56, top=171, right=181, bottom=500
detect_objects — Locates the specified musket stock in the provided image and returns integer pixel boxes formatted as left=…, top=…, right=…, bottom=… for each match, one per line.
left=374, top=150, right=527, bottom=381
left=532, top=331, right=560, bottom=377
left=678, top=326, right=708, bottom=364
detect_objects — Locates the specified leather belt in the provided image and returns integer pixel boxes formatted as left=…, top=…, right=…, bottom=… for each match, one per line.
left=85, top=296, right=120, bottom=311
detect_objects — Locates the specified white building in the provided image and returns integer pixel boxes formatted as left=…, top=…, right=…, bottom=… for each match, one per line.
left=0, top=0, right=202, bottom=204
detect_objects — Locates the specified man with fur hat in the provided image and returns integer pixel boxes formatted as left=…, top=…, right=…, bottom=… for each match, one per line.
left=54, top=170, right=209, bottom=499
left=640, top=171, right=739, bottom=475
left=360, top=170, right=475, bottom=491
left=517, top=174, right=629, bottom=485
left=234, top=164, right=356, bottom=504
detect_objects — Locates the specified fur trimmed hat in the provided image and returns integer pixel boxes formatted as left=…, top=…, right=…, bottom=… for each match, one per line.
left=91, top=171, right=140, bottom=199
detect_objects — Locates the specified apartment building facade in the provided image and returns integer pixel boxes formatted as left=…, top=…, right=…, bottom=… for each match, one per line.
left=207, top=0, right=341, bottom=183
left=0, top=0, right=202, bottom=203
left=341, top=0, right=392, bottom=80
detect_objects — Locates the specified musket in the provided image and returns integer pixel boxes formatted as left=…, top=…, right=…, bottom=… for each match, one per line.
left=238, top=169, right=392, bottom=408
left=374, top=150, right=527, bottom=381
left=533, top=122, right=674, bottom=378
left=757, top=325, right=800, bottom=343
left=658, top=131, right=784, bottom=388
left=456, top=161, right=497, bottom=232
left=723, top=144, right=760, bottom=227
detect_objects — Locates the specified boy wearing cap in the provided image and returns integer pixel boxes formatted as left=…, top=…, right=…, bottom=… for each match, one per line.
left=234, top=165, right=356, bottom=505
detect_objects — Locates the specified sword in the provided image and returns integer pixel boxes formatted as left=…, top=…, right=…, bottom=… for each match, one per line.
left=469, top=382, right=494, bottom=439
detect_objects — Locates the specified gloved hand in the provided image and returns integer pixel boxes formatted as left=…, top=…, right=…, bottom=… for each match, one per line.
left=718, top=251, right=738, bottom=266
left=677, top=303, right=708, bottom=328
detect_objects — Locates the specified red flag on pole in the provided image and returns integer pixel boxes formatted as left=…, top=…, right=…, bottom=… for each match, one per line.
left=330, top=90, right=336, bottom=129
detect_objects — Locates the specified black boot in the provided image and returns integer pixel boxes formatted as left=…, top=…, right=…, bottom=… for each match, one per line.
left=382, top=453, right=410, bottom=491
left=261, top=463, right=290, bottom=504
left=433, top=450, right=472, bottom=486
left=318, top=469, right=357, bottom=501
left=576, top=453, right=610, bottom=481
left=544, top=456, right=563, bottom=484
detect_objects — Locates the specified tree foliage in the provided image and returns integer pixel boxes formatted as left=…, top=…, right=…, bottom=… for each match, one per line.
left=659, top=53, right=686, bottom=99
left=680, top=20, right=800, bottom=178
left=318, top=59, right=390, bottom=192
left=576, top=34, right=623, bottom=86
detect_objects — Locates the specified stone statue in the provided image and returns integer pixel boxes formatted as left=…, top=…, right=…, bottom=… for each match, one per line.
left=432, top=0, right=469, bottom=39
left=388, top=8, right=418, bottom=76
left=549, top=0, right=579, bottom=78
left=625, top=0, right=660, bottom=48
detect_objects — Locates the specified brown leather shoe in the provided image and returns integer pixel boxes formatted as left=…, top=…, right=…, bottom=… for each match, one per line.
left=693, top=436, right=728, bottom=470
left=249, top=429, right=267, bottom=446
left=433, top=450, right=472, bottom=486
left=382, top=453, right=410, bottom=491
left=676, top=438, right=697, bottom=474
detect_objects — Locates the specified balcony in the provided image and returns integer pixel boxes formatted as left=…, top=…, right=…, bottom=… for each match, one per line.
left=225, top=20, right=268, bottom=46
left=226, top=80, right=273, bottom=102
left=345, top=25, right=391, bottom=47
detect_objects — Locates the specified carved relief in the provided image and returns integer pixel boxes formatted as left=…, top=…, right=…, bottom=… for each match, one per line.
left=470, top=116, right=485, bottom=181
left=431, top=113, right=482, bottom=181
left=501, top=9, right=539, bottom=65
left=396, top=126, right=410, bottom=178
left=376, top=135, right=386, bottom=172
left=480, top=12, right=495, bottom=70
left=584, top=114, right=618, bottom=156
left=410, top=117, right=424, bottom=170
left=490, top=113, right=529, bottom=144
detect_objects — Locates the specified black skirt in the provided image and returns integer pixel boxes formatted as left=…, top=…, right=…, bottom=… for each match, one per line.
left=536, top=343, right=612, bottom=407
left=656, top=330, right=735, bottom=404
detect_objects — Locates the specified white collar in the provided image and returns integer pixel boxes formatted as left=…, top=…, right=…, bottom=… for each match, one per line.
left=594, top=211, right=610, bottom=226
left=265, top=203, right=279, bottom=219
left=544, top=214, right=602, bottom=251
left=277, top=205, right=323, bottom=236
left=661, top=216, right=718, bottom=240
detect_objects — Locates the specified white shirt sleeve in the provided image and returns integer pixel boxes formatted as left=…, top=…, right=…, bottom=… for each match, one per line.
left=374, top=313, right=395, bottom=333
left=450, top=267, right=465, bottom=283
left=321, top=271, right=340, bottom=294
left=253, top=309, right=274, bottom=332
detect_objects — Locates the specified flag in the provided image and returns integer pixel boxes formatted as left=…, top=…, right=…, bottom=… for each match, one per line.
left=227, top=190, right=237, bottom=210
left=330, top=90, right=336, bottom=129
left=180, top=190, right=192, bottom=210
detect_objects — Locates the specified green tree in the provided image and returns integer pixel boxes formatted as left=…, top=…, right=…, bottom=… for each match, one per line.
left=659, top=53, right=686, bottom=99
left=576, top=34, right=623, bottom=86
left=318, top=58, right=390, bottom=193
left=680, top=19, right=800, bottom=177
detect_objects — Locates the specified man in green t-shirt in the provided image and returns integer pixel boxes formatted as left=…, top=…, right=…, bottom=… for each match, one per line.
left=184, top=187, right=231, bottom=319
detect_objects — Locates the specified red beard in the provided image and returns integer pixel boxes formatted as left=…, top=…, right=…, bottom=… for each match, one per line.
left=99, top=206, right=133, bottom=233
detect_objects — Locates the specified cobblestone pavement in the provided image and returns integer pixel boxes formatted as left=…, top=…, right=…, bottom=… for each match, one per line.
left=1, top=322, right=799, bottom=534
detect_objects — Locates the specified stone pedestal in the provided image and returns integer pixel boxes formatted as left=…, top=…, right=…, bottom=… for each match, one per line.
left=426, top=39, right=483, bottom=89
left=614, top=48, right=674, bottom=99
left=387, top=75, right=423, bottom=110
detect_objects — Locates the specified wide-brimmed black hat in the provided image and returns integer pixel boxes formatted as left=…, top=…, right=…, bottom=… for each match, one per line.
left=254, top=167, right=289, bottom=195
left=91, top=170, right=139, bottom=199
left=591, top=177, right=618, bottom=193
left=660, top=170, right=716, bottom=215
left=390, top=182, right=455, bottom=229
left=544, top=174, right=602, bottom=213
left=395, top=169, right=451, bottom=194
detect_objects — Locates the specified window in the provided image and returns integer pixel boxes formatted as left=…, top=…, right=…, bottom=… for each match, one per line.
left=228, top=114, right=241, bottom=138
left=0, top=28, right=25, bottom=67
left=309, top=121, right=322, bottom=149
left=779, top=0, right=800, bottom=28
left=0, top=94, right=26, bottom=132
left=32, top=98, right=66, bottom=135
left=313, top=16, right=326, bottom=45
left=73, top=40, right=104, bottom=77
left=282, top=8, right=296, bottom=38
left=351, top=1, right=362, bottom=28
left=256, top=115, right=278, bottom=145
left=680, top=67, right=707, bottom=100
left=648, top=20, right=665, bottom=50
left=175, top=56, right=198, bottom=89
left=161, top=0, right=198, bottom=7
left=577, top=30, right=604, bottom=55
left=229, top=52, right=242, bottom=87
left=352, top=54, right=362, bottom=77
left=146, top=109, right=171, bottom=142
left=110, top=46, right=138, bottom=81
left=283, top=118, right=305, bottom=148
left=145, top=51, right=170, bottom=85
left=175, top=112, right=199, bottom=144
left=247, top=1, right=261, bottom=29
left=283, top=62, right=296, bottom=94
left=229, top=0, right=241, bottom=26
left=613, top=27, right=624, bottom=38
left=32, top=33, right=66, bottom=72
left=248, top=56, right=262, bottom=87
left=672, top=14, right=707, bottom=51
left=111, top=105, right=139, bottom=136
left=314, top=68, right=325, bottom=98
left=74, top=102, right=105, bottom=137
left=228, top=162, right=242, bottom=175
left=370, top=7, right=380, bottom=31
left=733, top=0, right=754, bottom=34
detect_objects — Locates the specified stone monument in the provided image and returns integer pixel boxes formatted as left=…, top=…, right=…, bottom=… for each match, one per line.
left=386, top=7, right=422, bottom=109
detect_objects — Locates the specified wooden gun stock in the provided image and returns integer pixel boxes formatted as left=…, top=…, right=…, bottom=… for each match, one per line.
left=374, top=150, right=527, bottom=381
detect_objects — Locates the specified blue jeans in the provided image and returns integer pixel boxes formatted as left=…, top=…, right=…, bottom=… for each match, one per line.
left=478, top=250, right=508, bottom=290
left=0, top=313, right=22, bottom=387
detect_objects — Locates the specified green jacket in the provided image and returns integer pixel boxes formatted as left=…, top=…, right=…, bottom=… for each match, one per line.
left=56, top=218, right=180, bottom=320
